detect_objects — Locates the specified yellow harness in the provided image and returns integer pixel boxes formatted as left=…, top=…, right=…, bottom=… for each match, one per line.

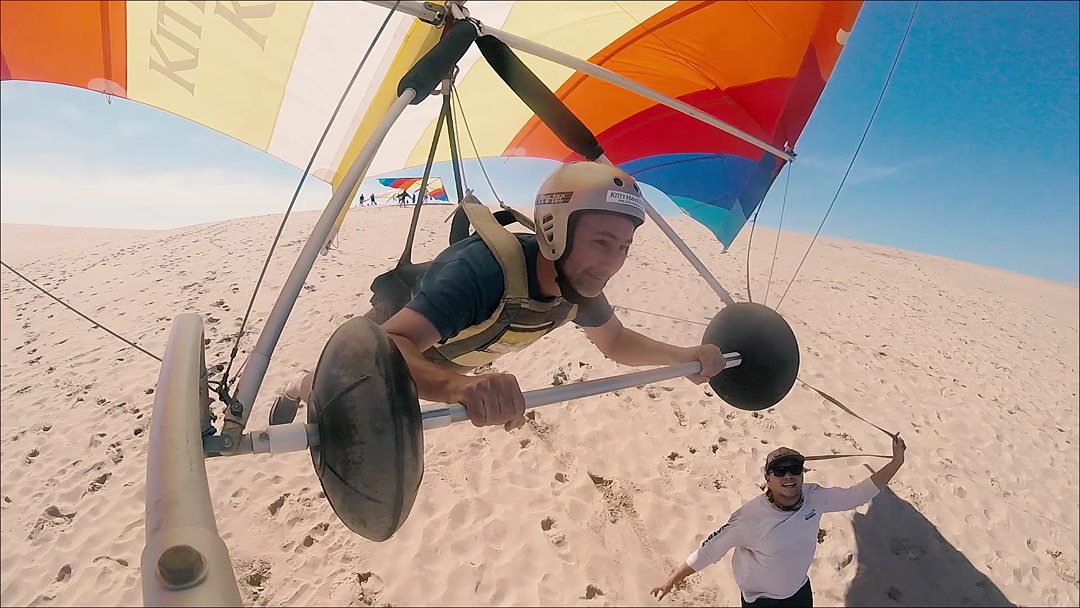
left=423, top=196, right=577, bottom=372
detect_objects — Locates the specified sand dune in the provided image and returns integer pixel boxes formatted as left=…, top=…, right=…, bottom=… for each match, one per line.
left=2, top=207, right=1077, bottom=606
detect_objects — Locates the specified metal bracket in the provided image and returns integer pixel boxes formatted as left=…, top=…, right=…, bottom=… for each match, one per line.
left=420, top=2, right=447, bottom=25
left=446, top=1, right=469, bottom=21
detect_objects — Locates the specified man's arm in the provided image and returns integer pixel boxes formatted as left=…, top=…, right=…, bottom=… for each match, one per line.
left=583, top=316, right=726, bottom=383
left=584, top=315, right=692, bottom=366
left=871, top=434, right=906, bottom=489
left=381, top=307, right=527, bottom=430
left=817, top=434, right=907, bottom=512
left=381, top=307, right=465, bottom=404
left=651, top=514, right=745, bottom=600
left=650, top=563, right=695, bottom=601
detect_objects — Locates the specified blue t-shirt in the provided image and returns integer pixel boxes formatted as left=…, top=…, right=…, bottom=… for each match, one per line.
left=405, top=233, right=613, bottom=342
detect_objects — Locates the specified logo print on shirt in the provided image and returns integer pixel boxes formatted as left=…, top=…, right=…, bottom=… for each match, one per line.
left=702, top=522, right=731, bottom=546
left=804, top=509, right=817, bottom=521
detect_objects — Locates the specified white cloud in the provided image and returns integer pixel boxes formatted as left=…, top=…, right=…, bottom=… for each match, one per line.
left=0, top=162, right=333, bottom=229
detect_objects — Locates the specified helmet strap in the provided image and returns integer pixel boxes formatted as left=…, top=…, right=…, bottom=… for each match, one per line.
left=552, top=214, right=598, bottom=306
left=554, top=258, right=594, bottom=306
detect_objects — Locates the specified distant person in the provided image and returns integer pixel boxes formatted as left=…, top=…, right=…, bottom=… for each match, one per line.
left=371, top=193, right=376, bottom=205
left=651, top=437, right=907, bottom=607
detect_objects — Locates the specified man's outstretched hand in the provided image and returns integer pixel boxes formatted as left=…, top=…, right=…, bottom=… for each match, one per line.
left=450, top=373, right=527, bottom=431
left=685, top=344, right=726, bottom=385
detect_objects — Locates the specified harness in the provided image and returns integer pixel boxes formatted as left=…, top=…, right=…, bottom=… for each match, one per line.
left=367, top=194, right=577, bottom=373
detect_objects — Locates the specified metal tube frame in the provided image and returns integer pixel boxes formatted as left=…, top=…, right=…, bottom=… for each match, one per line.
left=421, top=352, right=741, bottom=429
left=220, top=90, right=417, bottom=454
left=227, top=353, right=743, bottom=457
left=142, top=314, right=243, bottom=606
left=143, top=5, right=780, bottom=603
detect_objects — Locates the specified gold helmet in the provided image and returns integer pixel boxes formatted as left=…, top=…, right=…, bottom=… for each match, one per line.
left=533, top=162, right=648, bottom=261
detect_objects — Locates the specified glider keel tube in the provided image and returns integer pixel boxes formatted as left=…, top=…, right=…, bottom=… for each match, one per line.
left=225, top=90, right=417, bottom=454
left=143, top=313, right=242, bottom=606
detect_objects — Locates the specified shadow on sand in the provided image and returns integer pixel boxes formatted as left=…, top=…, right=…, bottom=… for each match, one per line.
left=845, top=482, right=1014, bottom=607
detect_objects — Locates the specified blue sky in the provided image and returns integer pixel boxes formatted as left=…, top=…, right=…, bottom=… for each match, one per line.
left=1, top=1, right=1077, bottom=284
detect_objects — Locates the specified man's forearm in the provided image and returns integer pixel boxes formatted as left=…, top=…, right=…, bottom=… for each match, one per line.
left=386, top=333, right=465, bottom=403
left=671, top=562, right=696, bottom=584
left=871, top=457, right=904, bottom=489
left=603, top=328, right=693, bottom=367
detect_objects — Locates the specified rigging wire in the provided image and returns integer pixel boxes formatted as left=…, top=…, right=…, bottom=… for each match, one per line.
left=0, top=260, right=162, bottom=363
left=452, top=84, right=503, bottom=205
left=744, top=203, right=763, bottom=303
left=773, top=2, right=919, bottom=312
left=762, top=161, right=792, bottom=307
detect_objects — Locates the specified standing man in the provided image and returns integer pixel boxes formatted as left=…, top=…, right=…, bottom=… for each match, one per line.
left=651, top=436, right=907, bottom=607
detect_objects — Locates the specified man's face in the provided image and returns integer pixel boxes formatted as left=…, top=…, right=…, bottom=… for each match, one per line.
left=559, top=212, right=636, bottom=297
left=765, top=461, right=804, bottom=500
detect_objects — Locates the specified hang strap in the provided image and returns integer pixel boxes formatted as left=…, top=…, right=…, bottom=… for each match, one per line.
left=459, top=195, right=529, bottom=299
left=798, top=378, right=897, bottom=439
left=803, top=453, right=890, bottom=462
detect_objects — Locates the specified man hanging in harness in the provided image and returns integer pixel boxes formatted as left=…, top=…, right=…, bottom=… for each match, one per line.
left=271, top=161, right=727, bottom=430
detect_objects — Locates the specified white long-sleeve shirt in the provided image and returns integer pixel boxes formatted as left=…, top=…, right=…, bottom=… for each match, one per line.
left=686, top=477, right=880, bottom=602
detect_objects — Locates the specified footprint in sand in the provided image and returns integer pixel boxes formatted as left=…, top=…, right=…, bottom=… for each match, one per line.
left=583, top=584, right=605, bottom=600
left=268, top=493, right=290, bottom=516
left=237, top=558, right=272, bottom=604
left=888, top=537, right=926, bottom=562
left=25, top=448, right=40, bottom=465
left=540, top=517, right=576, bottom=564
left=107, top=442, right=124, bottom=464
left=356, top=571, right=385, bottom=606
left=28, top=506, right=76, bottom=540
left=83, top=472, right=112, bottom=496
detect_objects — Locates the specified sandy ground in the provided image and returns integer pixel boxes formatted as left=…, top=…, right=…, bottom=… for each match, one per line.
left=2, top=206, right=1078, bottom=607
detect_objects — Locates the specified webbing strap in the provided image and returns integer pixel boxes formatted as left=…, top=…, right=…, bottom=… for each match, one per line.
left=459, top=196, right=529, bottom=299
left=795, top=377, right=897, bottom=463
left=798, top=378, right=897, bottom=439
left=803, top=453, right=890, bottom=462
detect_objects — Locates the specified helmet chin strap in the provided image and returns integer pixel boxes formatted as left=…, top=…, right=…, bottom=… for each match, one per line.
left=552, top=215, right=598, bottom=306
left=554, top=258, right=594, bottom=305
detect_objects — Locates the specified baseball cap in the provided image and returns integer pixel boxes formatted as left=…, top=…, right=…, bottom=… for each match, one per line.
left=765, top=447, right=805, bottom=472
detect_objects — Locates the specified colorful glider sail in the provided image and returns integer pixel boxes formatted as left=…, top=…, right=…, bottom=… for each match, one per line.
left=375, top=176, right=449, bottom=202
left=0, top=1, right=861, bottom=248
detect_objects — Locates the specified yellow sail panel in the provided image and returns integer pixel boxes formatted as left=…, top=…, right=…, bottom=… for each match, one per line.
left=326, top=17, right=443, bottom=235
left=126, top=1, right=312, bottom=151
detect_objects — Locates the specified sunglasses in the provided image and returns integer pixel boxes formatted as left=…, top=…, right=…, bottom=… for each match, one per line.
left=768, top=464, right=804, bottom=477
